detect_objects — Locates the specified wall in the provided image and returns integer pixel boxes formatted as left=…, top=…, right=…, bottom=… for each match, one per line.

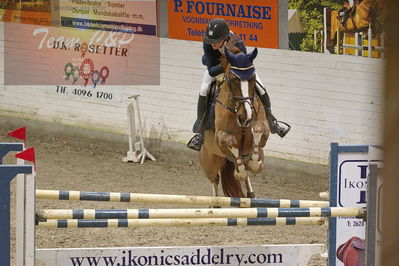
left=0, top=23, right=384, bottom=165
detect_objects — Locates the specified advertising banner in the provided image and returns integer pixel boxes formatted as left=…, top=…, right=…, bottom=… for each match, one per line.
left=4, top=1, right=159, bottom=102
left=168, top=0, right=279, bottom=48
left=36, top=244, right=323, bottom=266
left=328, top=143, right=383, bottom=266
left=59, top=0, right=157, bottom=35
left=0, top=0, right=53, bottom=26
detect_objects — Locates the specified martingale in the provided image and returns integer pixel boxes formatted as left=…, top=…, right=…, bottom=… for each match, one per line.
left=172, top=0, right=273, bottom=20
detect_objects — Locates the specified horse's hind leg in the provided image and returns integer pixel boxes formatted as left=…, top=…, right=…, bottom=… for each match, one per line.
left=212, top=174, right=219, bottom=197
left=198, top=145, right=226, bottom=197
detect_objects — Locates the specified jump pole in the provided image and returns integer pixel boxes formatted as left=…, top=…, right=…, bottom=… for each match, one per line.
left=36, top=189, right=330, bottom=208
left=36, top=207, right=365, bottom=220
left=36, top=217, right=326, bottom=229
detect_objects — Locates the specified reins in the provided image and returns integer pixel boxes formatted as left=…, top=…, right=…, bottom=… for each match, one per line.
left=215, top=72, right=257, bottom=129
left=213, top=70, right=257, bottom=163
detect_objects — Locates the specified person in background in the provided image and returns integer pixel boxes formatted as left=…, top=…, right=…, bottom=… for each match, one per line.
left=339, top=0, right=356, bottom=25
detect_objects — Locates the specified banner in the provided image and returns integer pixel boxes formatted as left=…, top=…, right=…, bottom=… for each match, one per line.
left=4, top=1, right=160, bottom=102
left=0, top=0, right=53, bottom=26
left=59, top=0, right=157, bottom=35
left=36, top=244, right=323, bottom=266
left=328, top=143, right=383, bottom=266
left=168, top=0, right=279, bottom=48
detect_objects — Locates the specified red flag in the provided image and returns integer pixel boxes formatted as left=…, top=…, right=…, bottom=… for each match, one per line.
left=15, top=147, right=35, bottom=164
left=8, top=127, right=26, bottom=141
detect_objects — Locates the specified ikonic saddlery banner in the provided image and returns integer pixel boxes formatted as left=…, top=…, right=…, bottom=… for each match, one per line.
left=168, top=0, right=279, bottom=48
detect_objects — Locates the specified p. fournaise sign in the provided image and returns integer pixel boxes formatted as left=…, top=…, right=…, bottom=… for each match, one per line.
left=168, top=0, right=279, bottom=48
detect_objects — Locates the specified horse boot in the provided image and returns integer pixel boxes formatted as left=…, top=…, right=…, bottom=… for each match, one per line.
left=259, top=93, right=291, bottom=138
left=187, top=95, right=207, bottom=151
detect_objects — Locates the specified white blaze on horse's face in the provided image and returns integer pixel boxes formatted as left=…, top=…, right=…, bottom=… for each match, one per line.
left=240, top=80, right=252, bottom=124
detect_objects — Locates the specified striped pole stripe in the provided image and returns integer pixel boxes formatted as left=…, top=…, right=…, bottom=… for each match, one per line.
left=36, top=217, right=326, bottom=229
left=36, top=207, right=365, bottom=220
left=36, top=189, right=329, bottom=208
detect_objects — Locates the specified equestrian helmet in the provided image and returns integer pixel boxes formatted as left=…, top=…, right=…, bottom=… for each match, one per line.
left=203, top=18, right=229, bottom=44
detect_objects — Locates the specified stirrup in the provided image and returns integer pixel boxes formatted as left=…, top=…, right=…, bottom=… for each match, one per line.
left=276, top=121, right=291, bottom=138
left=187, top=134, right=202, bottom=151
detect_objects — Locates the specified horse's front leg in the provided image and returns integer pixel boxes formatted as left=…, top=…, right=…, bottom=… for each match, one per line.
left=248, top=121, right=266, bottom=173
left=216, top=130, right=248, bottom=181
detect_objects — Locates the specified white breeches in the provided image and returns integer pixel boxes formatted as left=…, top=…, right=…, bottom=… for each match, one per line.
left=199, top=70, right=266, bottom=96
left=199, top=71, right=213, bottom=96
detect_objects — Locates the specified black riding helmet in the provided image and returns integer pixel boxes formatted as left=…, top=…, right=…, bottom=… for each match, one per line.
left=203, top=18, right=230, bottom=44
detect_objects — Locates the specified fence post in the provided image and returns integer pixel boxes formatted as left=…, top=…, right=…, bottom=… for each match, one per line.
left=123, top=95, right=156, bottom=164
left=0, top=165, right=34, bottom=266
left=323, top=8, right=330, bottom=53
left=380, top=32, right=385, bottom=58
left=355, top=33, right=360, bottom=56
left=368, top=24, right=372, bottom=58
left=314, top=29, right=317, bottom=51
left=337, top=27, right=340, bottom=55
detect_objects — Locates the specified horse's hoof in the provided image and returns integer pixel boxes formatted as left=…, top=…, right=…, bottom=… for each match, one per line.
left=234, top=169, right=248, bottom=181
left=248, top=160, right=262, bottom=174
left=247, top=192, right=256, bottom=198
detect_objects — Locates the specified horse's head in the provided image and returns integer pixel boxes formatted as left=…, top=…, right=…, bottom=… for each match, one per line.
left=224, top=47, right=258, bottom=128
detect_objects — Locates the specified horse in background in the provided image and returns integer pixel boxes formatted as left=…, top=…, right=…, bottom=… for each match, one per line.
left=327, top=0, right=384, bottom=53
left=198, top=47, right=269, bottom=198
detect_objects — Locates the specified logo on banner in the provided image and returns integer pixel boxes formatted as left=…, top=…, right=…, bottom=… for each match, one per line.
left=168, top=0, right=279, bottom=48
left=338, top=161, right=368, bottom=207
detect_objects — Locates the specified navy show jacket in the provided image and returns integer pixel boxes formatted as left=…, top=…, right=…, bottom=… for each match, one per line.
left=201, top=33, right=247, bottom=77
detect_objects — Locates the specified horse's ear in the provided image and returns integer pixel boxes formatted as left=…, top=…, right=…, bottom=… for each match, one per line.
left=225, top=47, right=235, bottom=63
left=248, top=48, right=258, bottom=61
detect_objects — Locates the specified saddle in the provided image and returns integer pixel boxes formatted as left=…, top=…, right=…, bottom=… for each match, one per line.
left=202, top=79, right=219, bottom=132
left=336, top=236, right=366, bottom=266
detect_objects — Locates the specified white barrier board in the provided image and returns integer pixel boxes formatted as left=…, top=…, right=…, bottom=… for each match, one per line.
left=37, top=244, right=323, bottom=266
left=328, top=143, right=382, bottom=266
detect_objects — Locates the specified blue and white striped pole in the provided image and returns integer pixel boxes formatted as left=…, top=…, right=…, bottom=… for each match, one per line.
left=36, top=189, right=329, bottom=208
left=37, top=217, right=326, bottom=229
left=37, top=207, right=365, bottom=220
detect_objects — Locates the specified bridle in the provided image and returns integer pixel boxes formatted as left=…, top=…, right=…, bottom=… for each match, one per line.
left=215, top=70, right=258, bottom=129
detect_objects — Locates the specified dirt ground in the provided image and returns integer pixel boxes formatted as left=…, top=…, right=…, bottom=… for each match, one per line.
left=1, top=120, right=329, bottom=265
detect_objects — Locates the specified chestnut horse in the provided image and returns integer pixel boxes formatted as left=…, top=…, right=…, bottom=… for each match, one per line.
left=198, top=48, right=269, bottom=198
left=328, top=0, right=383, bottom=53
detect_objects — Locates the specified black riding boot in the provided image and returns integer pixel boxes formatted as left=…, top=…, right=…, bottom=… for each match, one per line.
left=259, top=93, right=291, bottom=138
left=187, top=95, right=207, bottom=151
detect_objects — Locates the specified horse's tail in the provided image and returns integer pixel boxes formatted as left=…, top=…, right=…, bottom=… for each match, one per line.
left=220, top=161, right=245, bottom=198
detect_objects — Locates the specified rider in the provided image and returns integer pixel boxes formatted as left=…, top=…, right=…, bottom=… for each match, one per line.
left=187, top=18, right=290, bottom=151
left=338, top=0, right=355, bottom=25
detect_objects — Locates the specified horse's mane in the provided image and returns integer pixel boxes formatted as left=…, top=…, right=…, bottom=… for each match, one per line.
left=219, top=35, right=242, bottom=72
